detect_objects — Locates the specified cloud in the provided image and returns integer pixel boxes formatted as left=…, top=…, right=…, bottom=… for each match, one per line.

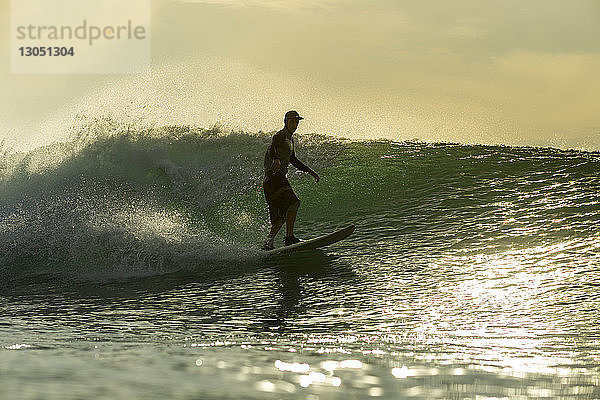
left=393, top=0, right=600, bottom=56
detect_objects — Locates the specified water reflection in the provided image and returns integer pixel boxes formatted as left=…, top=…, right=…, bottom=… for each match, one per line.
left=262, top=250, right=356, bottom=333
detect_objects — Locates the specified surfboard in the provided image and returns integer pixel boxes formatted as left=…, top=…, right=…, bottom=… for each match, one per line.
left=264, top=224, right=355, bottom=256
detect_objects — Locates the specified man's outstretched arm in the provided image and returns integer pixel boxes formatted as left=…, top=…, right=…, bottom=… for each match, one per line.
left=290, top=151, right=320, bottom=182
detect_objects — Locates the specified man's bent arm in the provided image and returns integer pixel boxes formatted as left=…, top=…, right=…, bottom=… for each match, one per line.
left=269, top=131, right=286, bottom=161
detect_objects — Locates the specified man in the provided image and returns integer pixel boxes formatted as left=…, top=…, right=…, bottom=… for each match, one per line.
left=261, top=110, right=320, bottom=251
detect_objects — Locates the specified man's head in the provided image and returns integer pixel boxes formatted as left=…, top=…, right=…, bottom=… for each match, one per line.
left=284, top=110, right=303, bottom=133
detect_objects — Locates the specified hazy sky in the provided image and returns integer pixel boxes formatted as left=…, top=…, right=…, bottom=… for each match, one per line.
left=2, top=0, right=600, bottom=150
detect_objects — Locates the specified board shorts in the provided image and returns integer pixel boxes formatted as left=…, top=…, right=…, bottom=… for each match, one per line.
left=263, top=172, right=299, bottom=224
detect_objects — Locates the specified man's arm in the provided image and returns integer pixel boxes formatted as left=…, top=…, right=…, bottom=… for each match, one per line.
left=268, top=131, right=285, bottom=171
left=290, top=149, right=320, bottom=182
left=268, top=131, right=285, bottom=160
left=289, top=151, right=311, bottom=172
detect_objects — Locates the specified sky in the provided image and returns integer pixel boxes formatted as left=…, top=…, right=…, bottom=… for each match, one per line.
left=1, top=0, right=600, bottom=150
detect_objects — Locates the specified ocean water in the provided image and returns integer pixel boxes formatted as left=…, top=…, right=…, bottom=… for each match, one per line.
left=1, top=122, right=600, bottom=399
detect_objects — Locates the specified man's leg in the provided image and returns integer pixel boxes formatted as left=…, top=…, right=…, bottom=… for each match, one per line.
left=269, top=218, right=285, bottom=239
left=262, top=218, right=283, bottom=250
left=285, top=199, right=300, bottom=237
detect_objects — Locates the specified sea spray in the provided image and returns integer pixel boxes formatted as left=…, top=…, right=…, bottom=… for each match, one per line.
left=0, top=118, right=345, bottom=282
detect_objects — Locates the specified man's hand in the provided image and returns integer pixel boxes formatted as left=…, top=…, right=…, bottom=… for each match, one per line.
left=271, top=159, right=281, bottom=172
left=311, top=170, right=320, bottom=183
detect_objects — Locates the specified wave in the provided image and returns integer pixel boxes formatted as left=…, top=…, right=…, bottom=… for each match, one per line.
left=0, top=118, right=344, bottom=282
left=2, top=117, right=599, bottom=284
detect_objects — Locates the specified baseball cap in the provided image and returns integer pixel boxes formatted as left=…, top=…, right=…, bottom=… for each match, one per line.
left=285, top=110, right=304, bottom=120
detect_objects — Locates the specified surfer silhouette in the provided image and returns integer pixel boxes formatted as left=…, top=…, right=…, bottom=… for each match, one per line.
left=261, top=110, right=320, bottom=250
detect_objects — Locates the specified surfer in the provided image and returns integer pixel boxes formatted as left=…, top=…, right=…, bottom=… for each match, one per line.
left=261, top=110, right=320, bottom=251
